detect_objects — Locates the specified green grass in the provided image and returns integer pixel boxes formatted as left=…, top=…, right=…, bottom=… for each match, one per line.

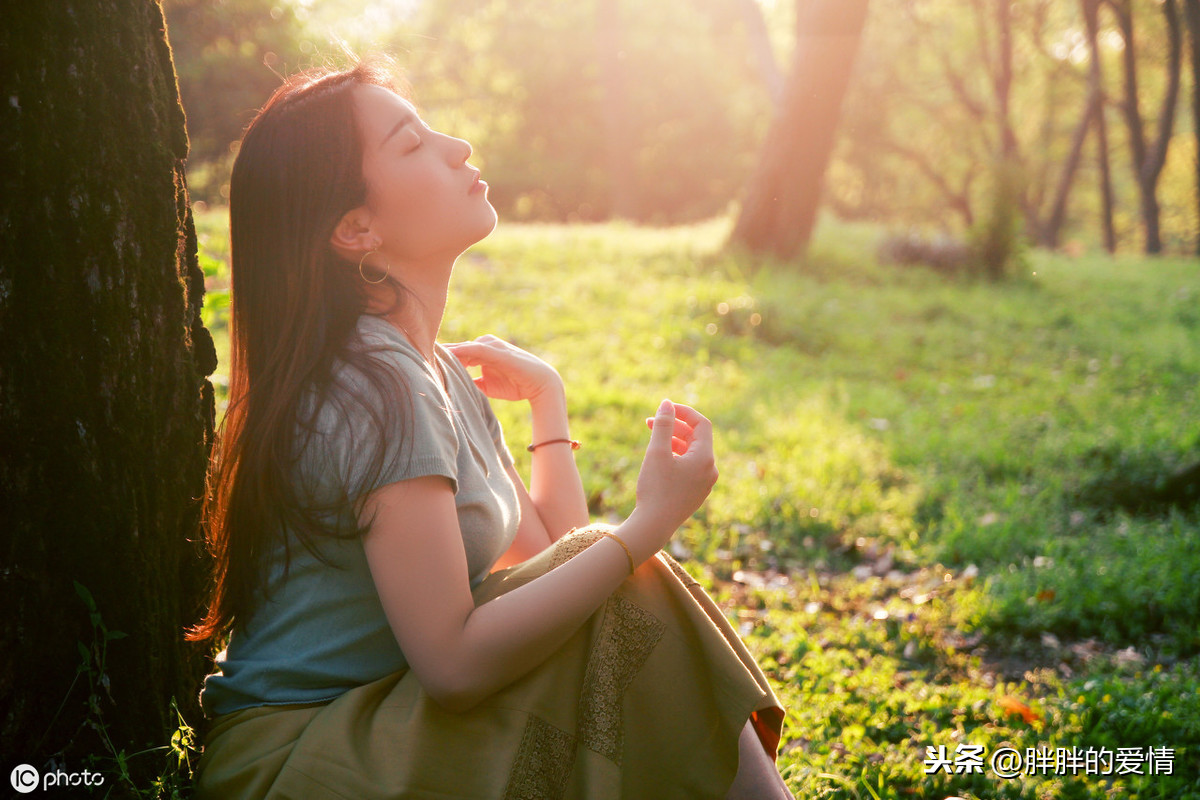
left=192, top=206, right=1200, bottom=798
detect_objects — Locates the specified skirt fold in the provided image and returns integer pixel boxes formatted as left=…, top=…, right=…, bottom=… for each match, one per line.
left=194, top=523, right=785, bottom=799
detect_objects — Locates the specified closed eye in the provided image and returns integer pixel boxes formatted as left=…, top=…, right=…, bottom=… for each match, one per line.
left=410, top=122, right=434, bottom=151
left=404, top=120, right=434, bottom=152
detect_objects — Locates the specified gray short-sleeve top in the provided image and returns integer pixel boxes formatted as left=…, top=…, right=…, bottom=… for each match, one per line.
left=199, top=314, right=521, bottom=718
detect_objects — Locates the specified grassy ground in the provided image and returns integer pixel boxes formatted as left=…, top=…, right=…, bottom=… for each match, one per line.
left=196, top=206, right=1200, bottom=798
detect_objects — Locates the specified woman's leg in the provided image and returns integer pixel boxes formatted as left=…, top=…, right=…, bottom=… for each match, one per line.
left=725, top=719, right=793, bottom=799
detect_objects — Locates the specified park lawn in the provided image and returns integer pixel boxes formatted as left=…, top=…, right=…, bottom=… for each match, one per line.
left=196, top=205, right=1200, bottom=799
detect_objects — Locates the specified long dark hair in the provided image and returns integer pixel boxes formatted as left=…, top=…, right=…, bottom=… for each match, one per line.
left=185, top=51, right=429, bottom=646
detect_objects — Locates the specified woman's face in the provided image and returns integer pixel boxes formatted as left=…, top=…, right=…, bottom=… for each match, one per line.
left=349, top=83, right=496, bottom=265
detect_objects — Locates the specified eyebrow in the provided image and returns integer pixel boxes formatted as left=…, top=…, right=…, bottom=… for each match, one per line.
left=381, top=113, right=418, bottom=147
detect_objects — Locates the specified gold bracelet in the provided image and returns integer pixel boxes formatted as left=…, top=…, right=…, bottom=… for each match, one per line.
left=599, top=531, right=635, bottom=577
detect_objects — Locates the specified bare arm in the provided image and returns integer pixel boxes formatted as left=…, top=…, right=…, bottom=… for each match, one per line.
left=486, top=386, right=589, bottom=571
left=444, top=335, right=586, bottom=542
left=525, top=385, right=589, bottom=541
left=361, top=399, right=717, bottom=714
left=360, top=474, right=666, bottom=713
left=488, top=460, right=553, bottom=571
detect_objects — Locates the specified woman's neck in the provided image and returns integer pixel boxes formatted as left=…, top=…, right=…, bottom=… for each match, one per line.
left=383, top=282, right=448, bottom=367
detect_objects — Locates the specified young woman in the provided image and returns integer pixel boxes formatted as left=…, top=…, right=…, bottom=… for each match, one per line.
left=187, top=51, right=789, bottom=799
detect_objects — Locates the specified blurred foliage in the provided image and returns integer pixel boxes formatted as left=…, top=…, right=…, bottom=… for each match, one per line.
left=164, top=0, right=309, bottom=202
left=967, top=156, right=1031, bottom=281
left=875, top=228, right=973, bottom=275
left=166, top=0, right=774, bottom=223
left=394, top=0, right=771, bottom=223
left=822, top=0, right=1198, bottom=254
left=166, top=0, right=1199, bottom=244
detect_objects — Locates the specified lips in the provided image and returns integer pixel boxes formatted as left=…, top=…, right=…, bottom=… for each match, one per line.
left=469, top=170, right=486, bottom=194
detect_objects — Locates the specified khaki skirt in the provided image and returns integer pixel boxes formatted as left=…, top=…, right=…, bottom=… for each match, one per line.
left=193, top=523, right=786, bottom=799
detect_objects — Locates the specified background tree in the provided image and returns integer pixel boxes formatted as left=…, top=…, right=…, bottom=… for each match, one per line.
left=729, top=0, right=784, bottom=104
left=1183, top=0, right=1200, bottom=255
left=162, top=0, right=1200, bottom=253
left=846, top=2, right=1094, bottom=246
left=828, top=0, right=1196, bottom=254
left=1084, top=0, right=1119, bottom=253
left=728, top=0, right=871, bottom=261
left=0, top=0, right=215, bottom=790
left=1107, top=0, right=1183, bottom=254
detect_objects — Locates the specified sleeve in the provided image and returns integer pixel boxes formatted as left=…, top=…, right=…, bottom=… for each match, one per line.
left=476, top=391, right=516, bottom=469
left=323, top=353, right=461, bottom=502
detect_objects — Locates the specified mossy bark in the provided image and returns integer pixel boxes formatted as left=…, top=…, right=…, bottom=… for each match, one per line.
left=0, top=0, right=216, bottom=790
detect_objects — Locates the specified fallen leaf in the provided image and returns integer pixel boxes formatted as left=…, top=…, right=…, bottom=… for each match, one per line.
left=997, top=695, right=1041, bottom=724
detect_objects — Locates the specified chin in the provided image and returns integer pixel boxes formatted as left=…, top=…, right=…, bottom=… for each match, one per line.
left=471, top=202, right=499, bottom=240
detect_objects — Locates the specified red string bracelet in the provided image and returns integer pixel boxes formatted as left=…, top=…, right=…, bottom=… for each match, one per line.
left=527, top=438, right=582, bottom=452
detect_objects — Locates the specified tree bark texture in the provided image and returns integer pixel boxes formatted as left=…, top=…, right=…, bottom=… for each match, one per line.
left=729, top=0, right=871, bottom=262
left=0, top=0, right=216, bottom=789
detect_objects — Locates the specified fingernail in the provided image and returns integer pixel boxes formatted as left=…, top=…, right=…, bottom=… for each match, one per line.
left=658, top=398, right=672, bottom=414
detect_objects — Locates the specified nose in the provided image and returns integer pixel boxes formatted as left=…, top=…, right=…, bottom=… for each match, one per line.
left=450, top=134, right=471, bottom=164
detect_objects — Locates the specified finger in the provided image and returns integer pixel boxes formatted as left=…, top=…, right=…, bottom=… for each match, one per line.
left=648, top=422, right=689, bottom=455
left=663, top=402, right=711, bottom=431
left=444, top=342, right=477, bottom=363
left=677, top=417, right=714, bottom=462
left=645, top=417, right=695, bottom=439
left=665, top=403, right=712, bottom=444
left=679, top=432, right=714, bottom=464
left=446, top=341, right=497, bottom=367
left=647, top=398, right=676, bottom=455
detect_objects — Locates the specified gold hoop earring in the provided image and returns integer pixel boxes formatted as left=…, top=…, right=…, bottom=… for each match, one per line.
left=358, top=248, right=391, bottom=284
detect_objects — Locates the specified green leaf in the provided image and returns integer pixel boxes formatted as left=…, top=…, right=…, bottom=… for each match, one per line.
left=74, top=580, right=96, bottom=612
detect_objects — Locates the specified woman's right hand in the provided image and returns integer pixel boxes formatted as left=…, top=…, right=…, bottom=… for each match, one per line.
left=629, top=399, right=719, bottom=553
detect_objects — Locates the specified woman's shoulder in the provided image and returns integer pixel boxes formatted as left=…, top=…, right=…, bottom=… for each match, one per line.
left=300, top=316, right=440, bottom=428
left=353, top=314, right=418, bottom=358
left=355, top=316, right=462, bottom=401
left=338, top=315, right=440, bottom=384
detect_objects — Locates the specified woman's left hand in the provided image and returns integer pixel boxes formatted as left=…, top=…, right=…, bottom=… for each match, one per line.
left=443, top=335, right=563, bottom=403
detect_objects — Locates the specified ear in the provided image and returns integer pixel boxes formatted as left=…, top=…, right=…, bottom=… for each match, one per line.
left=329, top=206, right=378, bottom=261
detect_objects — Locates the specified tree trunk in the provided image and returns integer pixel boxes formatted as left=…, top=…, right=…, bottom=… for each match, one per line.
left=1108, top=0, right=1183, bottom=254
left=1041, top=85, right=1099, bottom=249
left=1084, top=0, right=1117, bottom=253
left=728, top=0, right=871, bottom=262
left=733, top=0, right=784, bottom=105
left=0, top=0, right=216, bottom=791
left=991, top=0, right=1019, bottom=161
left=1184, top=0, right=1200, bottom=256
